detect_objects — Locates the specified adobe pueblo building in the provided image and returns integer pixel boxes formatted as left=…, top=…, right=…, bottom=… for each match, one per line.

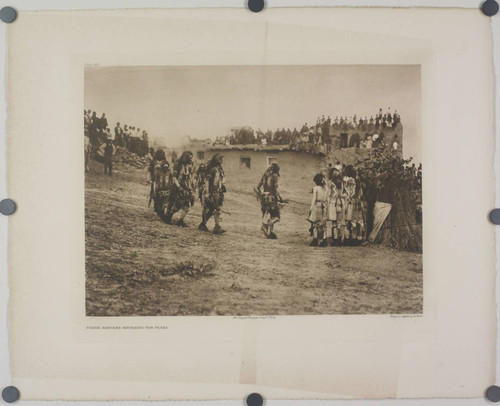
left=182, top=120, right=403, bottom=204
left=190, top=143, right=325, bottom=203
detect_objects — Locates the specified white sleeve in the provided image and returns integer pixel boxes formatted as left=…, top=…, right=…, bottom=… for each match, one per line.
left=310, top=187, right=317, bottom=211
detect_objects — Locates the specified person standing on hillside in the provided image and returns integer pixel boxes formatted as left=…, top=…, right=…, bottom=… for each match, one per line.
left=100, top=113, right=108, bottom=131
left=84, top=109, right=91, bottom=132
left=89, top=111, right=99, bottom=145
left=256, top=163, right=285, bottom=239
left=114, top=122, right=123, bottom=147
left=198, top=154, right=226, bottom=235
left=103, top=139, right=115, bottom=176
left=123, top=124, right=131, bottom=149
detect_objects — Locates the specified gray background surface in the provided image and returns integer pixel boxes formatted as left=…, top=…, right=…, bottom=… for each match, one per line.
left=0, top=1, right=497, bottom=405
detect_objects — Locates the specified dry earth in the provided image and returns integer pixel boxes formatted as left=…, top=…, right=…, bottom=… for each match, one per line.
left=85, top=160, right=423, bottom=316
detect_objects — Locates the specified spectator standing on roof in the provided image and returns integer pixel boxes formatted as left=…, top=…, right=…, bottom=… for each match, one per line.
left=366, top=135, right=373, bottom=149
left=394, top=110, right=400, bottom=124
left=392, top=135, right=399, bottom=151
left=387, top=108, right=393, bottom=127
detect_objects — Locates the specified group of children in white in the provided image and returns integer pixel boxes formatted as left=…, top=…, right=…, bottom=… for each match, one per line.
left=308, top=164, right=366, bottom=247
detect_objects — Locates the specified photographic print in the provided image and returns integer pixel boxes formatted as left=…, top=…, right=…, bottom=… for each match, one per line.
left=84, top=65, right=422, bottom=316
left=8, top=7, right=496, bottom=400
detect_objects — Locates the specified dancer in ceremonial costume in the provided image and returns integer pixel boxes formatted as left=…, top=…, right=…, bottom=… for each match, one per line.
left=198, top=154, right=226, bottom=234
left=165, top=151, right=195, bottom=226
left=308, top=173, right=330, bottom=247
left=196, top=163, right=207, bottom=204
left=148, top=149, right=171, bottom=218
left=256, top=163, right=284, bottom=239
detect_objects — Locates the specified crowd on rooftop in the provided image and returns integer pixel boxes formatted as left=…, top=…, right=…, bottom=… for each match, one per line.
left=213, top=107, right=402, bottom=154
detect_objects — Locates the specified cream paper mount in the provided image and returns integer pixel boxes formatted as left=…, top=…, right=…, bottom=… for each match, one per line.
left=3, top=6, right=497, bottom=401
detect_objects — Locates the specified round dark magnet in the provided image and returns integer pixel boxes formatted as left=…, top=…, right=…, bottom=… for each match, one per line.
left=0, top=7, right=17, bottom=24
left=2, top=386, right=20, bottom=403
left=246, top=392, right=264, bottom=406
left=0, top=199, right=17, bottom=216
left=489, top=209, right=500, bottom=224
left=486, top=385, right=500, bottom=402
left=248, top=0, right=265, bottom=13
left=482, top=0, right=499, bottom=16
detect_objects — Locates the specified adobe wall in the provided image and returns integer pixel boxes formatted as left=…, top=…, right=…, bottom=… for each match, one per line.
left=194, top=149, right=325, bottom=204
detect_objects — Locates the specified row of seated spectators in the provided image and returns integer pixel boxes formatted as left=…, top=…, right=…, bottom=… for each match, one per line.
left=214, top=108, right=401, bottom=152
left=84, top=109, right=150, bottom=157
left=293, top=132, right=400, bottom=155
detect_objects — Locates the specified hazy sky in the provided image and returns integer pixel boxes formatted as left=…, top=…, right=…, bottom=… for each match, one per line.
left=85, top=65, right=421, bottom=162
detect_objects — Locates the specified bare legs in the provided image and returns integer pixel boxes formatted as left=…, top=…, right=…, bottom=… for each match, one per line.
left=261, top=212, right=279, bottom=239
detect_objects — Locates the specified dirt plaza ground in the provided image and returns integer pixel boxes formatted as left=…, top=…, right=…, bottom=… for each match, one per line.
left=85, top=161, right=423, bottom=316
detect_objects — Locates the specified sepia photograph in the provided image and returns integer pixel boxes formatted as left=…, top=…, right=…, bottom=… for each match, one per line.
left=6, top=6, right=496, bottom=400
left=84, top=64, right=423, bottom=316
